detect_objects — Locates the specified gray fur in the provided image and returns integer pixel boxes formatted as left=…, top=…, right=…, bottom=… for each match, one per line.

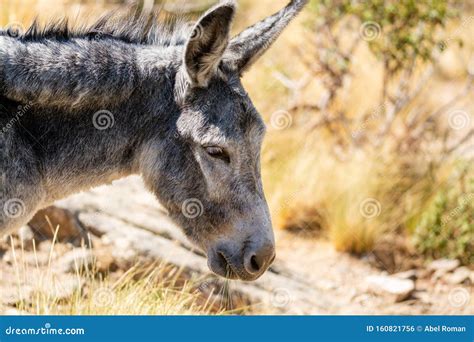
left=0, top=0, right=307, bottom=280
left=224, top=0, right=308, bottom=73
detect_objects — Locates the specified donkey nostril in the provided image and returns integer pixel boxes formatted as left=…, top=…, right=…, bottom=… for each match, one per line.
left=217, top=252, right=229, bottom=269
left=244, top=243, right=275, bottom=275
left=250, top=255, right=261, bottom=273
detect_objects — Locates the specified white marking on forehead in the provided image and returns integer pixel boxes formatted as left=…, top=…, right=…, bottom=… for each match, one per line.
left=200, top=124, right=228, bottom=146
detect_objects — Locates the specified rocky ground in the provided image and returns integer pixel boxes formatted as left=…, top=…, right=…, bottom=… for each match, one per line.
left=0, top=177, right=472, bottom=315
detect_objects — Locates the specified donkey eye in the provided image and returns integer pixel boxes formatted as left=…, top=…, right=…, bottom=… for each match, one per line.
left=204, top=146, right=230, bottom=163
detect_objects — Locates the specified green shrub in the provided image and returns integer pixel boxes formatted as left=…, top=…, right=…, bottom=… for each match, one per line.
left=414, top=165, right=474, bottom=265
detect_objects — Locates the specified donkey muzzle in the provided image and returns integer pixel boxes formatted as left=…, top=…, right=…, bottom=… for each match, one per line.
left=207, top=240, right=275, bottom=281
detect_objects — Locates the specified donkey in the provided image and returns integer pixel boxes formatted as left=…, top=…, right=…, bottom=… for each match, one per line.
left=0, top=0, right=308, bottom=281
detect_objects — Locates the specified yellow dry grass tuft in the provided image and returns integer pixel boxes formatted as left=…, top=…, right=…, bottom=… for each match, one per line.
left=266, top=130, right=446, bottom=255
left=7, top=225, right=219, bottom=316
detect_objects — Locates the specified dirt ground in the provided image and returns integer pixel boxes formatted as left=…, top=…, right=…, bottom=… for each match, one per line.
left=274, top=231, right=473, bottom=314
left=0, top=177, right=472, bottom=315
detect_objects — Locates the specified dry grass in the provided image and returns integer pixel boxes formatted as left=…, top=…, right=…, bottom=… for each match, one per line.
left=1, top=0, right=472, bottom=263
left=7, top=227, right=218, bottom=316
left=58, top=267, right=217, bottom=316
left=26, top=268, right=215, bottom=316
left=268, top=136, right=384, bottom=253
left=266, top=127, right=456, bottom=255
left=244, top=1, right=474, bottom=258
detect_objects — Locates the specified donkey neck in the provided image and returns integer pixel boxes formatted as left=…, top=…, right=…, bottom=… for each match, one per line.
left=17, top=49, right=181, bottom=205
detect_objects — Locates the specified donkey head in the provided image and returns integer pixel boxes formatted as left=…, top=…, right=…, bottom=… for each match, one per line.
left=142, top=0, right=307, bottom=281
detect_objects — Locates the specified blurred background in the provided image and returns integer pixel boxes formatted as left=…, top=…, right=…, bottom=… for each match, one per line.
left=0, top=0, right=472, bottom=315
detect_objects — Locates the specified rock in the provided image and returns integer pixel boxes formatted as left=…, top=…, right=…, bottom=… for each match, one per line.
left=19, top=252, right=50, bottom=267
left=1, top=285, right=34, bottom=306
left=2, top=308, right=30, bottom=315
left=0, top=237, right=9, bottom=254
left=90, top=239, right=116, bottom=273
left=444, top=267, right=472, bottom=285
left=18, top=226, right=35, bottom=244
left=317, top=280, right=337, bottom=291
left=412, top=291, right=432, bottom=304
left=38, top=241, right=73, bottom=258
left=0, top=267, right=82, bottom=305
left=366, top=275, right=415, bottom=302
left=416, top=268, right=432, bottom=280
left=393, top=270, right=418, bottom=281
left=8, top=226, right=36, bottom=251
left=55, top=249, right=94, bottom=273
left=41, top=274, right=82, bottom=300
left=428, top=259, right=460, bottom=273
left=432, top=269, right=446, bottom=281
left=28, top=206, right=86, bottom=242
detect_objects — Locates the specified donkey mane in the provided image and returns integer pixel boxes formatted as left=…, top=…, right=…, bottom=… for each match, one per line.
left=1, top=8, right=190, bottom=47
left=0, top=8, right=196, bottom=111
left=0, top=0, right=308, bottom=111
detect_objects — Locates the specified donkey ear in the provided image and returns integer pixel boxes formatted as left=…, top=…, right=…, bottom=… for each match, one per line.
left=223, top=0, right=308, bottom=74
left=184, top=1, right=236, bottom=88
